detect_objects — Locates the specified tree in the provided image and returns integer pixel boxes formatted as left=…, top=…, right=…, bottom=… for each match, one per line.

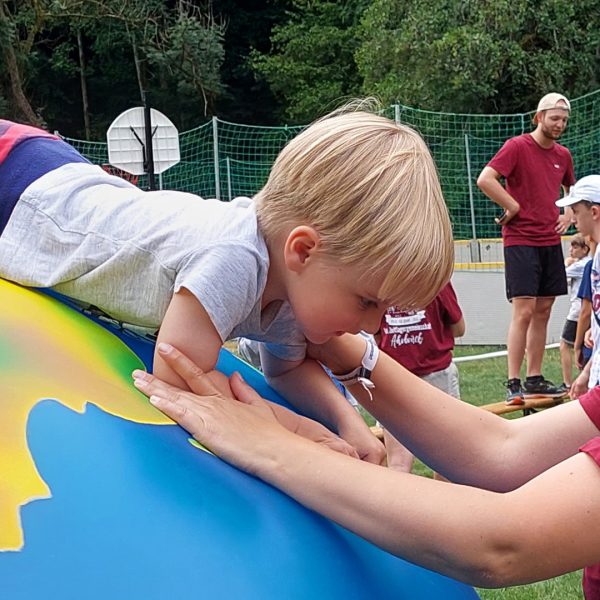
left=0, top=0, right=47, bottom=124
left=145, top=0, right=225, bottom=124
left=251, top=0, right=369, bottom=122
left=356, top=0, right=600, bottom=113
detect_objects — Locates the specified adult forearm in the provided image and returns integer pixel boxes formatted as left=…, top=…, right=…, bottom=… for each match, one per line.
left=477, top=173, right=518, bottom=212
left=311, top=335, right=593, bottom=489
left=256, top=431, right=598, bottom=587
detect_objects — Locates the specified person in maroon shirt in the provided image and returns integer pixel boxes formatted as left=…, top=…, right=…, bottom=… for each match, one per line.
left=377, top=282, right=465, bottom=471
left=478, top=93, right=575, bottom=405
left=134, top=337, right=600, bottom=597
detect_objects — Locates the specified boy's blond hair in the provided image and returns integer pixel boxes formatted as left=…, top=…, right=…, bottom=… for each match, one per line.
left=255, top=103, right=454, bottom=309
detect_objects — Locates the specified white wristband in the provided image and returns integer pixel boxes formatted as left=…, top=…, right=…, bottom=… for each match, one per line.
left=333, top=335, right=379, bottom=401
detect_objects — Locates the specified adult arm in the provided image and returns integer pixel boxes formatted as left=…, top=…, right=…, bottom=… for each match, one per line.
left=134, top=345, right=600, bottom=588
left=476, top=166, right=520, bottom=225
left=259, top=349, right=385, bottom=464
left=310, top=334, right=600, bottom=490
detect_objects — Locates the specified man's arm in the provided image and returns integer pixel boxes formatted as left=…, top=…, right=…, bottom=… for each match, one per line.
left=260, top=349, right=385, bottom=464
left=477, top=166, right=520, bottom=225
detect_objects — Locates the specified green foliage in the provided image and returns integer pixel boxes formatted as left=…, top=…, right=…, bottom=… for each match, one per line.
left=251, top=0, right=369, bottom=122
left=2, top=0, right=600, bottom=139
left=356, top=0, right=600, bottom=113
left=145, top=3, right=225, bottom=121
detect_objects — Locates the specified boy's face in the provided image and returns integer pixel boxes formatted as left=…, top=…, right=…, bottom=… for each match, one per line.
left=571, top=202, right=595, bottom=238
left=287, top=256, right=390, bottom=344
left=569, top=243, right=588, bottom=260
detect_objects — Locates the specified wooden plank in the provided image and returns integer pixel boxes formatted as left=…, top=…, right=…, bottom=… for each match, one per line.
left=370, top=395, right=570, bottom=442
left=480, top=395, right=568, bottom=416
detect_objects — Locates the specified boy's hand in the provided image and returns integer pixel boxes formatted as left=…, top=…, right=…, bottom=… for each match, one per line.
left=337, top=420, right=386, bottom=465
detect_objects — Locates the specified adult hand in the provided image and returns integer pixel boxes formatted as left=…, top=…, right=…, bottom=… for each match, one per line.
left=495, top=204, right=519, bottom=226
left=133, top=344, right=359, bottom=462
left=555, top=213, right=571, bottom=234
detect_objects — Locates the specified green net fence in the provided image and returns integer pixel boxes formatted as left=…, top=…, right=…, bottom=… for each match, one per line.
left=65, top=89, right=600, bottom=267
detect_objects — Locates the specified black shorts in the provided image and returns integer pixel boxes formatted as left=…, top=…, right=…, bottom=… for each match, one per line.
left=504, top=244, right=568, bottom=300
left=561, top=318, right=577, bottom=345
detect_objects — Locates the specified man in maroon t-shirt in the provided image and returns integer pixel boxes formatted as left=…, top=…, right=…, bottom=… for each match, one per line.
left=477, top=92, right=575, bottom=405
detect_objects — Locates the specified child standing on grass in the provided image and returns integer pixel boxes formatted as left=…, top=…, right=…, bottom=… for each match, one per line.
left=0, top=105, right=454, bottom=463
left=559, top=235, right=591, bottom=393
left=375, top=282, right=465, bottom=471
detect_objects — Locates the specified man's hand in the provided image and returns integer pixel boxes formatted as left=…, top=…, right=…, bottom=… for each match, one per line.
left=494, top=203, right=520, bottom=226
left=556, top=212, right=572, bottom=234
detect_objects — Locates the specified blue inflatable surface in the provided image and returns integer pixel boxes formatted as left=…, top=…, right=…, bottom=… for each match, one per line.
left=0, top=282, right=479, bottom=599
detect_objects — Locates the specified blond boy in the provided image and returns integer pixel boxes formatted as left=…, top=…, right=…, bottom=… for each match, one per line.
left=0, top=106, right=453, bottom=461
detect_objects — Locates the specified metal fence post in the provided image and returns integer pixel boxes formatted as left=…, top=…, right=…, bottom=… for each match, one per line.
left=393, top=104, right=401, bottom=124
left=212, top=116, right=221, bottom=200
left=226, top=157, right=232, bottom=201
left=464, top=133, right=481, bottom=262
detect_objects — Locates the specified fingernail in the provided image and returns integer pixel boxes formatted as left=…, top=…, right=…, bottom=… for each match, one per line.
left=132, top=369, right=147, bottom=380
left=133, top=378, right=147, bottom=389
left=232, top=371, right=246, bottom=384
left=149, top=395, right=162, bottom=405
left=158, top=342, right=173, bottom=354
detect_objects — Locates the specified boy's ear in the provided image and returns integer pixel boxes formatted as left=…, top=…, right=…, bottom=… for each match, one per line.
left=283, top=226, right=321, bottom=272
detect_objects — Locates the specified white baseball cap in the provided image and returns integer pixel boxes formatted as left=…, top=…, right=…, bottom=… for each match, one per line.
left=536, top=92, right=571, bottom=113
left=533, top=93, right=571, bottom=124
left=556, top=175, right=600, bottom=207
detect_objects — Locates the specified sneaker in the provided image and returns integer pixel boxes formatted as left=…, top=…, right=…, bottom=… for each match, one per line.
left=505, top=378, right=525, bottom=405
left=522, top=376, right=566, bottom=399
left=555, top=382, right=571, bottom=396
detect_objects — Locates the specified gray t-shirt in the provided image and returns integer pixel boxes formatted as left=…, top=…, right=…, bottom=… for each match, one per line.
left=0, top=162, right=306, bottom=361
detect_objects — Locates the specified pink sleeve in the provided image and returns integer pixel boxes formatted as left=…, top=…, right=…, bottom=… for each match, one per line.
left=579, top=387, right=600, bottom=430
left=580, top=438, right=600, bottom=466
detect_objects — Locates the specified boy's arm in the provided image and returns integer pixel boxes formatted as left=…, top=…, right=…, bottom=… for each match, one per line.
left=154, top=287, right=223, bottom=389
left=260, top=350, right=386, bottom=465
left=574, top=299, right=592, bottom=369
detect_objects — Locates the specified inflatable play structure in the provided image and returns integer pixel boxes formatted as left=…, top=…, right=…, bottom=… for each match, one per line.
left=0, top=279, right=478, bottom=599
